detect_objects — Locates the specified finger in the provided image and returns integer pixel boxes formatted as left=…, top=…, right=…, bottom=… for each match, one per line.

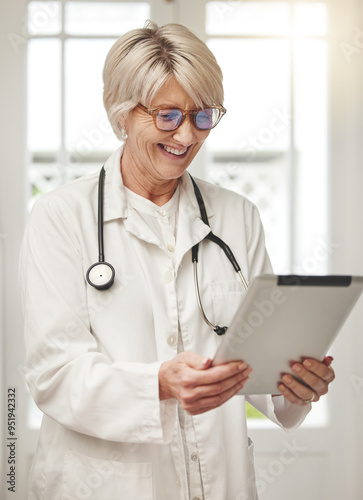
left=323, top=355, right=334, bottom=367
left=290, top=363, right=326, bottom=396
left=187, top=361, right=250, bottom=387
left=186, top=375, right=249, bottom=415
left=280, top=373, right=321, bottom=402
left=277, top=383, right=311, bottom=406
left=181, top=351, right=212, bottom=370
left=301, top=358, right=335, bottom=384
left=190, top=366, right=253, bottom=401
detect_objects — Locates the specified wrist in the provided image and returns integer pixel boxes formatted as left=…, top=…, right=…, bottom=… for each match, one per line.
left=159, top=360, right=172, bottom=401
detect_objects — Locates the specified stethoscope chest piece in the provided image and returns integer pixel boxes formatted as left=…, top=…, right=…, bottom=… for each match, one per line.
left=86, top=166, right=116, bottom=290
left=86, top=261, right=115, bottom=290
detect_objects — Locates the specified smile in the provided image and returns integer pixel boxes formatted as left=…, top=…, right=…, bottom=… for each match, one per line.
left=161, top=144, right=188, bottom=156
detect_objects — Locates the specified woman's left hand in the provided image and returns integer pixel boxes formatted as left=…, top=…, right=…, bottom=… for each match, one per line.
left=277, top=356, right=335, bottom=406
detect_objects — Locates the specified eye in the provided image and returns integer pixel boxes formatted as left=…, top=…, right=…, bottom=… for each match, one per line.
left=156, top=109, right=183, bottom=130
left=158, top=109, right=181, bottom=122
left=196, top=109, right=216, bottom=129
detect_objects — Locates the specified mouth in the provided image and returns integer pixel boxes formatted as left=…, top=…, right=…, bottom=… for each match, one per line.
left=159, top=144, right=189, bottom=157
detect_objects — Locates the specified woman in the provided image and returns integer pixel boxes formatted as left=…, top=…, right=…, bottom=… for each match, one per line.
left=20, top=21, right=335, bottom=500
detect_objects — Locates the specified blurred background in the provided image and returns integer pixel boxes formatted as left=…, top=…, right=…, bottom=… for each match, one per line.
left=1, top=1, right=362, bottom=498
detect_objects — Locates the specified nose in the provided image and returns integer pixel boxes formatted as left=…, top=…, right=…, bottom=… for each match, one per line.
left=172, top=116, right=196, bottom=146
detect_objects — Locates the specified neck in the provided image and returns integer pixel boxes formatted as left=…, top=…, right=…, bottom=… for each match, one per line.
left=120, top=151, right=179, bottom=207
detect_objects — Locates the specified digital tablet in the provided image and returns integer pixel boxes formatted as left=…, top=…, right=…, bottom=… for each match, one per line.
left=213, top=275, right=363, bottom=394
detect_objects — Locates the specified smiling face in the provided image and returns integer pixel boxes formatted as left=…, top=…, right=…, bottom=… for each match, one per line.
left=120, top=78, right=211, bottom=204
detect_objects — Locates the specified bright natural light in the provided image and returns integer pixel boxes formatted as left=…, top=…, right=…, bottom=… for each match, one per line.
left=26, top=0, right=329, bottom=427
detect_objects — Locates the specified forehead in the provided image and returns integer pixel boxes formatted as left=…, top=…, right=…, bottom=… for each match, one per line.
left=150, top=77, right=196, bottom=109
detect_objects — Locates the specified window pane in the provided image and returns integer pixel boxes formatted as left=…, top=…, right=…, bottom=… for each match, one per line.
left=293, top=39, right=328, bottom=273
left=65, top=39, right=120, bottom=158
left=27, top=39, right=61, bottom=154
left=207, top=39, right=290, bottom=153
left=27, top=1, right=62, bottom=35
left=206, top=2, right=290, bottom=36
left=294, top=3, right=327, bottom=36
left=206, top=39, right=291, bottom=272
left=65, top=1, right=150, bottom=35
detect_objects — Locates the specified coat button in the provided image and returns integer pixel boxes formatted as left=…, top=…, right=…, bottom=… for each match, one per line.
left=191, top=452, right=199, bottom=462
left=164, top=270, right=174, bottom=283
left=167, top=334, right=177, bottom=347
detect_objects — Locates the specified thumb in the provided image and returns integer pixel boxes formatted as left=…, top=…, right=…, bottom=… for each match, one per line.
left=183, top=351, right=212, bottom=370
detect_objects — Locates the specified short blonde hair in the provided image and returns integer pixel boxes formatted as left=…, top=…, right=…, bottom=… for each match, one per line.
left=103, top=20, right=224, bottom=140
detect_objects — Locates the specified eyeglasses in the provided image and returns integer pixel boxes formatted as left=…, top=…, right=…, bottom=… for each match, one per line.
left=137, top=103, right=226, bottom=132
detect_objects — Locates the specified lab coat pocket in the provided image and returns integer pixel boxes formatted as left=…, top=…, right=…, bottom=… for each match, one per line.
left=210, top=281, right=246, bottom=329
left=62, top=451, right=152, bottom=500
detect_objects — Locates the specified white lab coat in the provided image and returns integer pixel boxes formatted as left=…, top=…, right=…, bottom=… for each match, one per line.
left=20, top=146, right=310, bottom=500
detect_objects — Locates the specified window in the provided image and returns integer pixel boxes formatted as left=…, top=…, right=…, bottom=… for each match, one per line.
left=26, top=0, right=330, bottom=427
left=26, top=0, right=151, bottom=428
left=27, top=1, right=150, bottom=208
left=205, top=1, right=328, bottom=276
left=204, top=1, right=329, bottom=425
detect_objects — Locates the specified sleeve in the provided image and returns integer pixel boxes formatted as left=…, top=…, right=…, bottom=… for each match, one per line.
left=246, top=395, right=311, bottom=432
left=19, top=195, right=176, bottom=443
left=243, top=201, right=311, bottom=430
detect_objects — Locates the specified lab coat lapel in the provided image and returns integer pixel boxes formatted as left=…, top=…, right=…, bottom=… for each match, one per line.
left=175, top=173, right=213, bottom=270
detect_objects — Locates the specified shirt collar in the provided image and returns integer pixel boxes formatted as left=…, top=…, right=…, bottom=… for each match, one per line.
left=102, top=144, right=214, bottom=224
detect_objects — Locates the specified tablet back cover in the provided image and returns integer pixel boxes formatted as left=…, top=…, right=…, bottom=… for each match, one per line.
left=213, top=275, right=363, bottom=394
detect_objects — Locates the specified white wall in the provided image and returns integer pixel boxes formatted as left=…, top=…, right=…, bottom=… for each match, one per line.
left=0, top=1, right=362, bottom=498
left=0, top=1, right=28, bottom=498
left=329, top=0, right=363, bottom=496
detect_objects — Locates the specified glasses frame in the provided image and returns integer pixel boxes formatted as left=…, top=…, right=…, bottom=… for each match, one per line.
left=137, top=103, right=226, bottom=132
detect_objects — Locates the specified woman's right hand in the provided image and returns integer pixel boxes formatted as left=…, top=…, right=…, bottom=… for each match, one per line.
left=159, top=351, right=251, bottom=415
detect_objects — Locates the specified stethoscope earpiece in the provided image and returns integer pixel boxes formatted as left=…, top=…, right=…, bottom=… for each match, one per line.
left=86, top=262, right=115, bottom=290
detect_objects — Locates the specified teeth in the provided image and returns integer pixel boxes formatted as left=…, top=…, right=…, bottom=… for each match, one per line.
left=162, top=145, right=187, bottom=156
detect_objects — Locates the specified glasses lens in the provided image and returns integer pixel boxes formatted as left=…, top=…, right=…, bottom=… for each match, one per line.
left=195, top=108, right=219, bottom=130
left=156, top=109, right=183, bottom=131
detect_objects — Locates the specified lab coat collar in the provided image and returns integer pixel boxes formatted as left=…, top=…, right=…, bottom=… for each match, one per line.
left=102, top=145, right=215, bottom=232
left=103, top=145, right=129, bottom=221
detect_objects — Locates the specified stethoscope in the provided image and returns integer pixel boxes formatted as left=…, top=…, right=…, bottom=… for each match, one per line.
left=86, top=167, right=249, bottom=335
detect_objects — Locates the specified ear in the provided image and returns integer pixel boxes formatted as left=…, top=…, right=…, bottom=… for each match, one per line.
left=118, top=115, right=127, bottom=132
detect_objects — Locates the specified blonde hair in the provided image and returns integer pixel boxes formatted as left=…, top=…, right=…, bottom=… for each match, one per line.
left=103, top=20, right=224, bottom=140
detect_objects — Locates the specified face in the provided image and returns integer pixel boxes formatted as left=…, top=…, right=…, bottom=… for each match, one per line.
left=121, top=78, right=211, bottom=192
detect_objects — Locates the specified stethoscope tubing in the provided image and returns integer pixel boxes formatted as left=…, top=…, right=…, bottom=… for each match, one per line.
left=87, top=167, right=249, bottom=332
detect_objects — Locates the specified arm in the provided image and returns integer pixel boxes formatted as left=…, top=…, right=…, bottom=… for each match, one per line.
left=20, top=195, right=173, bottom=443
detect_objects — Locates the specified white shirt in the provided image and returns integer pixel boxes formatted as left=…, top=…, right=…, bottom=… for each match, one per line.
left=20, top=146, right=311, bottom=500
left=125, top=185, right=205, bottom=499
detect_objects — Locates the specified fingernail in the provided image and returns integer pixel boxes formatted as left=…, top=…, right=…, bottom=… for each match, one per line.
left=202, top=357, right=211, bottom=368
left=292, top=363, right=301, bottom=373
left=303, top=359, right=312, bottom=368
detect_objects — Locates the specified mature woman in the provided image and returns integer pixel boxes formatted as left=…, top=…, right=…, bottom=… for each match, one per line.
left=21, top=21, right=335, bottom=500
